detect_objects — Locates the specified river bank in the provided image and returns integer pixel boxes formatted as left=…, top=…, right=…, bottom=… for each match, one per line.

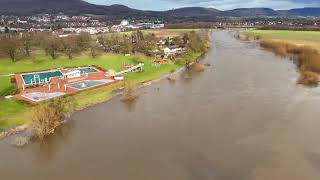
left=3, top=31, right=320, bottom=180
left=0, top=49, right=209, bottom=140
left=0, top=29, right=210, bottom=132
left=238, top=30, right=320, bottom=86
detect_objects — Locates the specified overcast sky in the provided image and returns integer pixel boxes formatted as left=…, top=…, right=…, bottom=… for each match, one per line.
left=87, top=0, right=320, bottom=11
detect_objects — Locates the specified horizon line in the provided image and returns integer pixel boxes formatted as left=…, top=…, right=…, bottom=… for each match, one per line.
left=90, top=3, right=320, bottom=12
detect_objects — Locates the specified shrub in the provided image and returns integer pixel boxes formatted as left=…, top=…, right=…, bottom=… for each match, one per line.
left=260, top=40, right=290, bottom=57
left=192, top=63, right=205, bottom=72
left=235, top=32, right=249, bottom=41
left=298, top=50, right=320, bottom=72
left=28, top=97, right=76, bottom=140
left=167, top=75, right=176, bottom=82
left=298, top=71, right=319, bottom=86
left=121, top=81, right=139, bottom=102
left=11, top=136, right=29, bottom=147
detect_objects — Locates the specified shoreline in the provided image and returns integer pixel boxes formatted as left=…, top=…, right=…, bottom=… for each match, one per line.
left=0, top=30, right=211, bottom=140
left=0, top=28, right=211, bottom=140
left=0, top=65, right=188, bottom=140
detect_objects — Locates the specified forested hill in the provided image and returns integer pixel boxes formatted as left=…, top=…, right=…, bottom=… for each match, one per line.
left=0, top=0, right=319, bottom=18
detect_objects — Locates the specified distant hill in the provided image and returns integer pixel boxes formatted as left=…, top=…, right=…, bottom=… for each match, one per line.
left=0, top=0, right=143, bottom=16
left=223, top=8, right=280, bottom=17
left=0, top=0, right=319, bottom=18
left=167, top=7, right=320, bottom=17
left=279, top=8, right=320, bottom=17
left=166, top=7, right=221, bottom=17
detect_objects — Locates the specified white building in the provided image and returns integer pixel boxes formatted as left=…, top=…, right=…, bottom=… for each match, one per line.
left=164, top=46, right=185, bottom=55
left=120, top=20, right=129, bottom=26
left=63, top=70, right=81, bottom=79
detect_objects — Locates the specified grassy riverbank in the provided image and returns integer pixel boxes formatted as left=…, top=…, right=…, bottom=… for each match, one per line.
left=240, top=30, right=320, bottom=52
left=241, top=30, right=320, bottom=41
left=0, top=53, right=181, bottom=131
left=239, top=30, right=320, bottom=86
left=0, top=28, right=209, bottom=133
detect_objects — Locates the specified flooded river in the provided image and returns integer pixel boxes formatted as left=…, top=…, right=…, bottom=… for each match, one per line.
left=2, top=31, right=320, bottom=180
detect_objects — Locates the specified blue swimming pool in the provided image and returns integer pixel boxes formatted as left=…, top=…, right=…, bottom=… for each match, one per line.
left=21, top=67, right=98, bottom=85
left=67, top=80, right=114, bottom=90
left=78, top=67, right=98, bottom=74
left=22, top=70, right=63, bottom=85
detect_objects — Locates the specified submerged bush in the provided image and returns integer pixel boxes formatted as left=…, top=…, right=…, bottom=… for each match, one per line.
left=28, top=96, right=76, bottom=140
left=11, top=136, right=29, bottom=147
left=192, top=63, right=205, bottom=72
left=235, top=32, right=249, bottom=41
left=298, top=71, right=319, bottom=86
left=298, top=50, right=320, bottom=72
left=121, top=81, right=139, bottom=102
left=167, top=74, right=176, bottom=82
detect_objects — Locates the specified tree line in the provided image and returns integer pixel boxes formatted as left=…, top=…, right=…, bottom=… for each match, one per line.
left=0, top=30, right=209, bottom=63
left=0, top=32, right=93, bottom=62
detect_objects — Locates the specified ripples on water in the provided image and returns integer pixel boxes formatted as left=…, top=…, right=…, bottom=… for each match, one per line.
left=1, top=31, right=320, bottom=180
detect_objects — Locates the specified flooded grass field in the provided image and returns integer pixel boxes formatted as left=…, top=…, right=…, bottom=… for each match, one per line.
left=1, top=31, right=320, bottom=180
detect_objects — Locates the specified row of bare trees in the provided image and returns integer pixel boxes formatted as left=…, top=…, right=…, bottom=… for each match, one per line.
left=0, top=30, right=208, bottom=63
left=0, top=33, right=40, bottom=62
left=0, top=30, right=161, bottom=62
left=0, top=32, right=93, bottom=62
left=97, top=31, right=159, bottom=56
left=40, top=32, right=94, bottom=60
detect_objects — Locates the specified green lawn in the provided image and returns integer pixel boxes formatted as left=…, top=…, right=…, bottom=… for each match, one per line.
left=0, top=52, right=182, bottom=131
left=0, top=53, right=138, bottom=76
left=0, top=99, right=29, bottom=131
left=0, top=53, right=140, bottom=96
left=72, top=60, right=179, bottom=109
left=0, top=76, right=13, bottom=97
left=242, top=30, right=320, bottom=42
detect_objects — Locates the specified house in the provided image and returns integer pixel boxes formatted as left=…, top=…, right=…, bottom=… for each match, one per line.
left=164, top=45, right=185, bottom=55
left=111, top=25, right=126, bottom=32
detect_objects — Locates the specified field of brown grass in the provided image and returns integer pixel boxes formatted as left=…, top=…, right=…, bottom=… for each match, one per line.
left=264, top=40, right=320, bottom=86
left=238, top=31, right=320, bottom=86
left=143, top=29, right=200, bottom=38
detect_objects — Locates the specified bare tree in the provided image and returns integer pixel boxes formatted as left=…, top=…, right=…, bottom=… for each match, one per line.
left=135, top=33, right=158, bottom=56
left=76, top=32, right=91, bottom=51
left=119, top=34, right=133, bottom=54
left=172, top=36, right=184, bottom=47
left=89, top=40, right=101, bottom=58
left=0, top=34, right=22, bottom=62
left=60, top=36, right=79, bottom=59
left=29, top=97, right=76, bottom=140
left=97, top=35, right=111, bottom=52
left=43, top=34, right=61, bottom=59
left=21, top=33, right=35, bottom=56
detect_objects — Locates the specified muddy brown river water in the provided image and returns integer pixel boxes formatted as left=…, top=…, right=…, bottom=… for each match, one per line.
left=2, top=31, right=320, bottom=180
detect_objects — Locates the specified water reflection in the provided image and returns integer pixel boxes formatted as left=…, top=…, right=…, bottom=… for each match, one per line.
left=121, top=99, right=138, bottom=111
left=30, top=119, right=75, bottom=161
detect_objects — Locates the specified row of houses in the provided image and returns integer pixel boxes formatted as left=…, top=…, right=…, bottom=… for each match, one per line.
left=61, top=27, right=109, bottom=35
left=111, top=20, right=165, bottom=32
